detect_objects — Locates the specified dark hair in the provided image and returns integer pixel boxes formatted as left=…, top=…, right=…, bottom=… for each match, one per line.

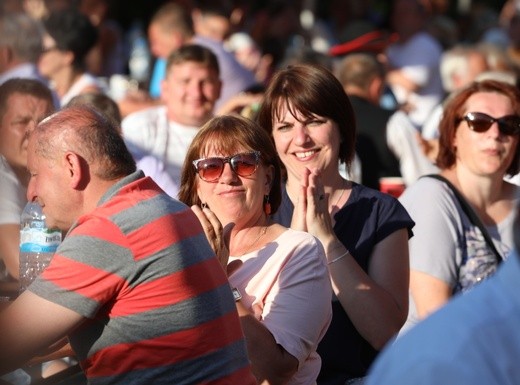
left=195, top=0, right=234, bottom=18
left=0, top=78, right=54, bottom=116
left=437, top=79, right=520, bottom=176
left=34, top=106, right=135, bottom=180
left=178, top=115, right=282, bottom=214
left=43, top=9, right=99, bottom=70
left=166, top=44, right=220, bottom=76
left=256, top=63, right=357, bottom=172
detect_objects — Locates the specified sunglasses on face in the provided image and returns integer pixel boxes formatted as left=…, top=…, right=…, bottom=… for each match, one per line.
left=460, top=112, right=520, bottom=136
left=192, top=151, right=261, bottom=182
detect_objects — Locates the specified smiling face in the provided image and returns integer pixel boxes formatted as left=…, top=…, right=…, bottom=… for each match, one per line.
left=271, top=102, right=342, bottom=183
left=453, top=91, right=520, bottom=177
left=161, top=61, right=221, bottom=127
left=0, top=92, right=54, bottom=174
left=195, top=145, right=273, bottom=228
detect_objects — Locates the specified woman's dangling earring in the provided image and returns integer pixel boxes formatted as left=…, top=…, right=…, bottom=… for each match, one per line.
left=264, top=195, right=271, bottom=215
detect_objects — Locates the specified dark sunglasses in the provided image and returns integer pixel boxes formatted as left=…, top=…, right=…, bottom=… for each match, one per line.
left=192, top=151, right=261, bottom=182
left=460, top=112, right=520, bottom=136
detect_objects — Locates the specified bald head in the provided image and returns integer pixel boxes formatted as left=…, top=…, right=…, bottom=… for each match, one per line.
left=32, top=106, right=135, bottom=180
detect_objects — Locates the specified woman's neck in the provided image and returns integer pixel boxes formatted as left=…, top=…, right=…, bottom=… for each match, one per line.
left=53, top=68, right=82, bottom=98
left=442, top=167, right=512, bottom=211
left=228, top=213, right=271, bottom=256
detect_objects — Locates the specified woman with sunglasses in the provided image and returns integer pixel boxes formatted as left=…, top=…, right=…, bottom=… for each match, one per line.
left=399, top=79, right=520, bottom=334
left=178, top=114, right=332, bottom=385
left=256, top=64, right=415, bottom=385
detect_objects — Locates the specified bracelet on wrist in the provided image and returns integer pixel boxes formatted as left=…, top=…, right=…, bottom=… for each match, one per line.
left=327, top=250, right=350, bottom=265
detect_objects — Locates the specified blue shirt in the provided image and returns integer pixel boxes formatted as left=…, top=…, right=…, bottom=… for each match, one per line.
left=367, top=250, right=520, bottom=385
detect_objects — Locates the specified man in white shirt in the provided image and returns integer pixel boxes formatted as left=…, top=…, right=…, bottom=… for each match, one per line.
left=0, top=78, right=55, bottom=281
left=0, top=79, right=55, bottom=281
left=122, top=44, right=221, bottom=194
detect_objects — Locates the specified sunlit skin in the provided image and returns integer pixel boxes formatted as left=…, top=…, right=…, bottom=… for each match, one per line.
left=190, top=143, right=302, bottom=383
left=161, top=62, right=221, bottom=127
left=410, top=91, right=520, bottom=322
left=148, top=23, right=182, bottom=59
left=195, top=146, right=273, bottom=232
left=0, top=93, right=53, bottom=280
left=271, top=102, right=343, bottom=189
left=453, top=92, right=519, bottom=178
left=37, top=34, right=68, bottom=80
left=26, top=136, right=81, bottom=231
left=270, top=99, right=410, bottom=350
left=0, top=93, right=54, bottom=181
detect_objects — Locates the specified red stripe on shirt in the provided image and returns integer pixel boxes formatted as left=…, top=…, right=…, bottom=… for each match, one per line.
left=109, top=257, right=228, bottom=316
left=82, top=311, right=246, bottom=377
left=42, top=253, right=227, bottom=309
left=126, top=209, right=205, bottom=261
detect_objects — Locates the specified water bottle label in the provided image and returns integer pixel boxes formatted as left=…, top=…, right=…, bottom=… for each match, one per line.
left=20, top=228, right=61, bottom=253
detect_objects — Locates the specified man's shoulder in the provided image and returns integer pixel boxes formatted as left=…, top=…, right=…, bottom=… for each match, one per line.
left=122, top=105, right=167, bottom=128
left=121, top=106, right=169, bottom=143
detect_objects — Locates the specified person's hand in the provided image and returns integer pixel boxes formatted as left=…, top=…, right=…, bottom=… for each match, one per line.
left=117, top=90, right=162, bottom=118
left=290, top=168, right=336, bottom=244
left=191, top=205, right=230, bottom=271
left=216, top=92, right=263, bottom=116
left=290, top=168, right=310, bottom=231
left=305, top=168, right=336, bottom=243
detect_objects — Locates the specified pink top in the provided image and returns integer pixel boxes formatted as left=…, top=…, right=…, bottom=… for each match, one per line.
left=229, top=229, right=332, bottom=385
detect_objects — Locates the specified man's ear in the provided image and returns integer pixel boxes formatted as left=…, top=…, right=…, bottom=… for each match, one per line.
left=64, top=152, right=86, bottom=190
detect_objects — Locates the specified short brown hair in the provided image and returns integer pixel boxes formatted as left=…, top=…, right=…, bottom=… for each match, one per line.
left=178, top=115, right=282, bottom=214
left=337, top=53, right=384, bottom=90
left=0, top=78, right=54, bottom=117
left=437, top=79, right=520, bottom=176
left=166, top=44, right=220, bottom=76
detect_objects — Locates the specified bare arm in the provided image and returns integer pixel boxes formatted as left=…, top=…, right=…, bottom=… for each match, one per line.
left=409, top=270, right=451, bottom=319
left=295, top=168, right=409, bottom=350
left=0, top=224, right=20, bottom=280
left=324, top=231, right=409, bottom=350
left=190, top=206, right=298, bottom=383
left=0, top=290, right=84, bottom=375
left=236, top=303, right=298, bottom=385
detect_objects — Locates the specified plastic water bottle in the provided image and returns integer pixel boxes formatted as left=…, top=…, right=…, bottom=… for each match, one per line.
left=128, top=21, right=151, bottom=86
left=19, top=202, right=61, bottom=292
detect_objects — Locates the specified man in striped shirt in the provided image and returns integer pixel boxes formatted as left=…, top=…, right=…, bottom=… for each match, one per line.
left=0, top=106, right=255, bottom=384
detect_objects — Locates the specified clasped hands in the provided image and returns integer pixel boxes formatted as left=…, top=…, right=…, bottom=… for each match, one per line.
left=291, top=167, right=335, bottom=243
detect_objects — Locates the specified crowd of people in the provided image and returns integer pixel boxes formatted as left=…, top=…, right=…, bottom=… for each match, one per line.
left=1, top=0, right=520, bottom=384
